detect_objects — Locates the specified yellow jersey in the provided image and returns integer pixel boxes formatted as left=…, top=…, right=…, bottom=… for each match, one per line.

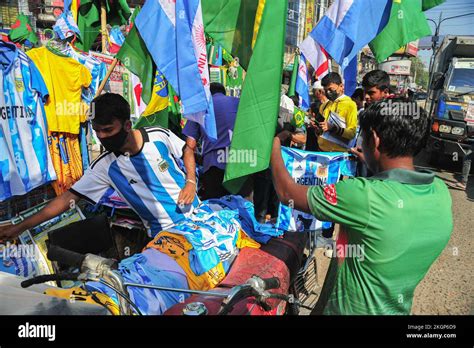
left=27, top=47, right=92, bottom=134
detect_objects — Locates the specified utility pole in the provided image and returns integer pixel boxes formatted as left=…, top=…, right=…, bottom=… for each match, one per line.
left=101, top=0, right=107, bottom=53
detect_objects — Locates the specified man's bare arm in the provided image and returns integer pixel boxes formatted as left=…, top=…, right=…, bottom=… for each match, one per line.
left=183, top=137, right=197, bottom=182
left=0, top=191, right=80, bottom=241
left=271, top=132, right=311, bottom=214
left=178, top=137, right=198, bottom=205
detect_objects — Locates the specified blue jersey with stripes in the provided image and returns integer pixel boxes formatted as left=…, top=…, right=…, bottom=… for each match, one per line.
left=0, top=41, right=57, bottom=201
left=71, top=127, right=199, bottom=236
left=276, top=147, right=356, bottom=232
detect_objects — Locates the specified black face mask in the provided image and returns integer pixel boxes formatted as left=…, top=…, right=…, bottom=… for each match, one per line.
left=99, top=127, right=129, bottom=153
left=325, top=90, right=339, bottom=102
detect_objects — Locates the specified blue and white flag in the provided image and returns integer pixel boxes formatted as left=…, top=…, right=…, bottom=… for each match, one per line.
left=53, top=10, right=80, bottom=40
left=63, top=0, right=72, bottom=10
left=343, top=56, right=358, bottom=97
left=311, top=0, right=391, bottom=68
left=295, top=53, right=310, bottom=111
left=135, top=0, right=217, bottom=141
left=276, top=147, right=356, bottom=233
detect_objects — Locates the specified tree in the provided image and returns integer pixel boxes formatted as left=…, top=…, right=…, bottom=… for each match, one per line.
left=410, top=56, right=429, bottom=90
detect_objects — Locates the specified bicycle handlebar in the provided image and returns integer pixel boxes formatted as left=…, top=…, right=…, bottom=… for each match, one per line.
left=261, top=277, right=280, bottom=291
left=47, top=244, right=86, bottom=268
left=20, top=272, right=80, bottom=288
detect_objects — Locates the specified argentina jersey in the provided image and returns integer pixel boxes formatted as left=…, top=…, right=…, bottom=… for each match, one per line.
left=276, top=147, right=356, bottom=233
left=0, top=41, right=57, bottom=201
left=70, top=127, right=200, bottom=236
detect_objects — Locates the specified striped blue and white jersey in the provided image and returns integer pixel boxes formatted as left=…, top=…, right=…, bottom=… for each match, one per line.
left=0, top=41, right=57, bottom=201
left=276, top=147, right=356, bottom=232
left=71, top=127, right=199, bottom=236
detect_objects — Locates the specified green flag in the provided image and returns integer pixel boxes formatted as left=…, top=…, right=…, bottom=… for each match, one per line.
left=116, top=7, right=154, bottom=104
left=422, top=0, right=446, bottom=11
left=167, top=85, right=183, bottom=137
left=202, top=0, right=264, bottom=70
left=288, top=54, right=299, bottom=97
left=133, top=110, right=169, bottom=129
left=77, top=0, right=131, bottom=51
left=292, top=107, right=305, bottom=129
left=134, top=84, right=183, bottom=137
left=369, top=0, right=432, bottom=63
left=223, top=0, right=288, bottom=193
left=9, top=14, right=38, bottom=44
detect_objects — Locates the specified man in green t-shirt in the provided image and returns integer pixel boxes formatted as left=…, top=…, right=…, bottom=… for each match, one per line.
left=271, top=99, right=453, bottom=315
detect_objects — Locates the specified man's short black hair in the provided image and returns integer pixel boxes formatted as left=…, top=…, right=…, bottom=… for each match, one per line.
left=362, top=70, right=390, bottom=91
left=90, top=93, right=130, bottom=125
left=321, top=72, right=342, bottom=87
left=351, top=88, right=365, bottom=101
left=359, top=98, right=429, bottom=158
left=210, top=83, right=226, bottom=95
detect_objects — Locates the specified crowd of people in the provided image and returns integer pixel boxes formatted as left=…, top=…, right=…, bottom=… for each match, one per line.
left=0, top=68, right=454, bottom=315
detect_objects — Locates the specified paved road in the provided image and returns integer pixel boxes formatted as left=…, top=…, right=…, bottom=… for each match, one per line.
left=411, top=151, right=474, bottom=315
left=304, top=151, right=473, bottom=314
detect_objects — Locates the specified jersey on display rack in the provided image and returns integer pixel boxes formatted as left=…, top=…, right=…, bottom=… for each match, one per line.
left=26, top=46, right=92, bottom=135
left=0, top=41, right=57, bottom=201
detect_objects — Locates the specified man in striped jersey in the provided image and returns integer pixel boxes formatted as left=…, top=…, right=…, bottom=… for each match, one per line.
left=0, top=93, right=199, bottom=240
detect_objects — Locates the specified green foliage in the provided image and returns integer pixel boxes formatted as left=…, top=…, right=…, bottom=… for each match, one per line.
left=410, top=56, right=429, bottom=90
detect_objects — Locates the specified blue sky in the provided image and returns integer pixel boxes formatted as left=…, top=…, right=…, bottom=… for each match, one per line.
left=419, top=0, right=474, bottom=67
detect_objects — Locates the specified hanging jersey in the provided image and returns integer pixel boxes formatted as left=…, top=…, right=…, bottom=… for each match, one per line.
left=27, top=47, right=92, bottom=134
left=48, top=132, right=83, bottom=195
left=0, top=41, right=57, bottom=201
left=70, top=127, right=200, bottom=236
left=61, top=44, right=107, bottom=106
left=276, top=147, right=356, bottom=232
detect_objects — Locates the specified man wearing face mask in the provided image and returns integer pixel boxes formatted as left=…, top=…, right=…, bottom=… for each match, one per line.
left=0, top=93, right=199, bottom=241
left=317, top=72, right=358, bottom=152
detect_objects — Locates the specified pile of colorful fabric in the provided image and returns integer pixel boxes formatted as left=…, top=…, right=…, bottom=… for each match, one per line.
left=84, top=195, right=276, bottom=315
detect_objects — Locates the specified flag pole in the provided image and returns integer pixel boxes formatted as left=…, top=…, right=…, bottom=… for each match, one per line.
left=95, top=58, right=118, bottom=97
left=101, top=0, right=107, bottom=53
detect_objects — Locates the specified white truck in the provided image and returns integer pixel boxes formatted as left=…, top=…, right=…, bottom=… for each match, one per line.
left=427, top=35, right=474, bottom=165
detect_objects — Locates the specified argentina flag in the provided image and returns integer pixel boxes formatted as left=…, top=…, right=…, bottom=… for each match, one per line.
left=275, top=147, right=356, bottom=233
left=311, top=0, right=391, bottom=68
left=135, top=0, right=217, bottom=141
left=295, top=53, right=310, bottom=111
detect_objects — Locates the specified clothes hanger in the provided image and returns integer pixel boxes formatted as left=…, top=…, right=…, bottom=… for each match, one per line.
left=66, top=31, right=88, bottom=56
left=44, top=29, right=68, bottom=57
